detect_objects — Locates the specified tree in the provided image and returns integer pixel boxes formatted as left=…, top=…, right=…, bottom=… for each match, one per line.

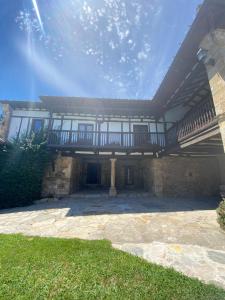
left=0, top=131, right=51, bottom=209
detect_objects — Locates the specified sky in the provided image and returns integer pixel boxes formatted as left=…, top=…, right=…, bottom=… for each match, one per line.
left=0, top=0, right=203, bottom=102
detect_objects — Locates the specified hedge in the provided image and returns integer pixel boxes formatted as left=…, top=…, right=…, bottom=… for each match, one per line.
left=0, top=133, right=51, bottom=209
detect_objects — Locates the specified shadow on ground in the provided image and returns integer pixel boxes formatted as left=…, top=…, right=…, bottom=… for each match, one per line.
left=0, top=194, right=220, bottom=217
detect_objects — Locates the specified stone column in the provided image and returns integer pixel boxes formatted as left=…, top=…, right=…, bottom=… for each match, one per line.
left=200, top=29, right=225, bottom=152
left=109, top=158, right=117, bottom=197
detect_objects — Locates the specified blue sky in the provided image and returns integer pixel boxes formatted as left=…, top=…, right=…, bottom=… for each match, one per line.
left=0, top=0, right=202, bottom=101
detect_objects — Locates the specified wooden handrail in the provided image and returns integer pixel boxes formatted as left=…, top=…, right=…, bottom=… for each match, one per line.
left=48, top=130, right=166, bottom=149
left=167, top=99, right=216, bottom=146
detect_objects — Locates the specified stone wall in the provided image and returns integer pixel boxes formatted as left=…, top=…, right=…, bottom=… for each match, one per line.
left=0, top=104, right=12, bottom=141
left=146, top=157, right=220, bottom=197
left=71, top=158, right=81, bottom=192
left=116, top=159, right=146, bottom=190
left=42, top=155, right=74, bottom=197
left=42, top=155, right=221, bottom=198
left=218, top=155, right=225, bottom=197
left=200, top=29, right=225, bottom=152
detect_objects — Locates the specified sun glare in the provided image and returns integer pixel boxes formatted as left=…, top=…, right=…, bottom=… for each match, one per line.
left=31, top=0, right=44, bottom=33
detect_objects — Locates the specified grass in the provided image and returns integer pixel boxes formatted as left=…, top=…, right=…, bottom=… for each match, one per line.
left=0, top=235, right=224, bottom=300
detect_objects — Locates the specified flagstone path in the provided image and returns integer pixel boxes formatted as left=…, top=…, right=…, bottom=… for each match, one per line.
left=0, top=195, right=225, bottom=288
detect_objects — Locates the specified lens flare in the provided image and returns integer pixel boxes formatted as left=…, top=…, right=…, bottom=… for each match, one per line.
left=32, top=0, right=44, bottom=33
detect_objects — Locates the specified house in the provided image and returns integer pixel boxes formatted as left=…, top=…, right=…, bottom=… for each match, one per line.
left=0, top=0, right=225, bottom=198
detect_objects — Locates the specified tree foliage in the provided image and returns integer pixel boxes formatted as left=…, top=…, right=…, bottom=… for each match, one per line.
left=0, top=132, right=51, bottom=209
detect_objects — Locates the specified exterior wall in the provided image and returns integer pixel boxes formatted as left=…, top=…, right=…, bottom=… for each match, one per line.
left=147, top=157, right=220, bottom=197
left=42, top=154, right=220, bottom=198
left=71, top=158, right=81, bottom=192
left=52, top=114, right=160, bottom=133
left=42, top=155, right=74, bottom=197
left=0, top=104, right=12, bottom=141
left=218, top=155, right=225, bottom=197
left=116, top=159, right=146, bottom=190
left=8, top=109, right=50, bottom=140
left=2, top=106, right=165, bottom=142
left=200, top=29, right=225, bottom=152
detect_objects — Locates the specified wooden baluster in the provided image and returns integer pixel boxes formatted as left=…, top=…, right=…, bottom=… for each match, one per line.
left=205, top=103, right=210, bottom=123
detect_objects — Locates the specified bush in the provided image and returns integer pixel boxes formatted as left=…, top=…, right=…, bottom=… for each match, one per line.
left=217, top=199, right=225, bottom=231
left=0, top=132, right=51, bottom=209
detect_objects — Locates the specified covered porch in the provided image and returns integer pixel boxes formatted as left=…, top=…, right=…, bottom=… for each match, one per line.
left=42, top=154, right=150, bottom=197
left=42, top=152, right=222, bottom=199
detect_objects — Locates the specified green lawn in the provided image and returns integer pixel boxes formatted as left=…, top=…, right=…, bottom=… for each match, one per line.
left=0, top=235, right=224, bottom=300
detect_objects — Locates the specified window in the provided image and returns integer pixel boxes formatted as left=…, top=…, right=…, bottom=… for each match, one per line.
left=31, top=119, right=43, bottom=134
left=78, top=124, right=93, bottom=132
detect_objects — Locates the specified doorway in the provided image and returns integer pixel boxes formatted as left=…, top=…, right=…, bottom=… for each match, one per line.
left=133, top=125, right=148, bottom=146
left=86, top=163, right=101, bottom=185
left=78, top=124, right=94, bottom=146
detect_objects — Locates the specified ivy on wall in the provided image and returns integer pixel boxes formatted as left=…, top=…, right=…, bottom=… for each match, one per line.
left=0, top=132, right=51, bottom=209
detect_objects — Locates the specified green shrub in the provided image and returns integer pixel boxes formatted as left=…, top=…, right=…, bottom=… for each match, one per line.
left=0, top=132, right=51, bottom=209
left=217, top=199, right=225, bottom=231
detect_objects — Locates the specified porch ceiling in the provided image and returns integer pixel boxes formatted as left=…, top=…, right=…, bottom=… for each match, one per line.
left=166, top=63, right=212, bottom=109
left=169, top=132, right=224, bottom=156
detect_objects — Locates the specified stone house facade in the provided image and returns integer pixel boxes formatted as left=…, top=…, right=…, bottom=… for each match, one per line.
left=0, top=0, right=225, bottom=198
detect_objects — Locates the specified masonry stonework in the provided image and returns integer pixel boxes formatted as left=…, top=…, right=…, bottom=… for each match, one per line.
left=42, top=155, right=221, bottom=198
left=42, top=154, right=74, bottom=197
left=147, top=157, right=220, bottom=197
left=200, top=29, right=225, bottom=152
left=0, top=104, right=12, bottom=141
left=218, top=155, right=225, bottom=197
left=116, top=159, right=146, bottom=191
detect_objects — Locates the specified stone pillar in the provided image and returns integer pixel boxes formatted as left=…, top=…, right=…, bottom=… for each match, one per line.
left=200, top=29, right=225, bottom=152
left=109, top=158, right=117, bottom=197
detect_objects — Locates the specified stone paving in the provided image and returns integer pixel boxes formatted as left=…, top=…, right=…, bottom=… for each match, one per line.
left=0, top=195, right=225, bottom=288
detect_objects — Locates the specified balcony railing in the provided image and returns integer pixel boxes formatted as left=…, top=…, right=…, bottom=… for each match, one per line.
left=48, top=130, right=166, bottom=150
left=167, top=100, right=217, bottom=147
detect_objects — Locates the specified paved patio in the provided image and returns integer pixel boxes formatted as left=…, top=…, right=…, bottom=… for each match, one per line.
left=0, top=195, right=225, bottom=288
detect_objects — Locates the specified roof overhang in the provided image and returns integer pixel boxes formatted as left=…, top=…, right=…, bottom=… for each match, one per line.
left=0, top=100, right=45, bottom=110
left=153, top=0, right=225, bottom=111
left=40, top=96, right=160, bottom=117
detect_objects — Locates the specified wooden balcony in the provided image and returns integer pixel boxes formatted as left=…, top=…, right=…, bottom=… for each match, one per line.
left=167, top=100, right=217, bottom=147
left=48, top=130, right=166, bottom=151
